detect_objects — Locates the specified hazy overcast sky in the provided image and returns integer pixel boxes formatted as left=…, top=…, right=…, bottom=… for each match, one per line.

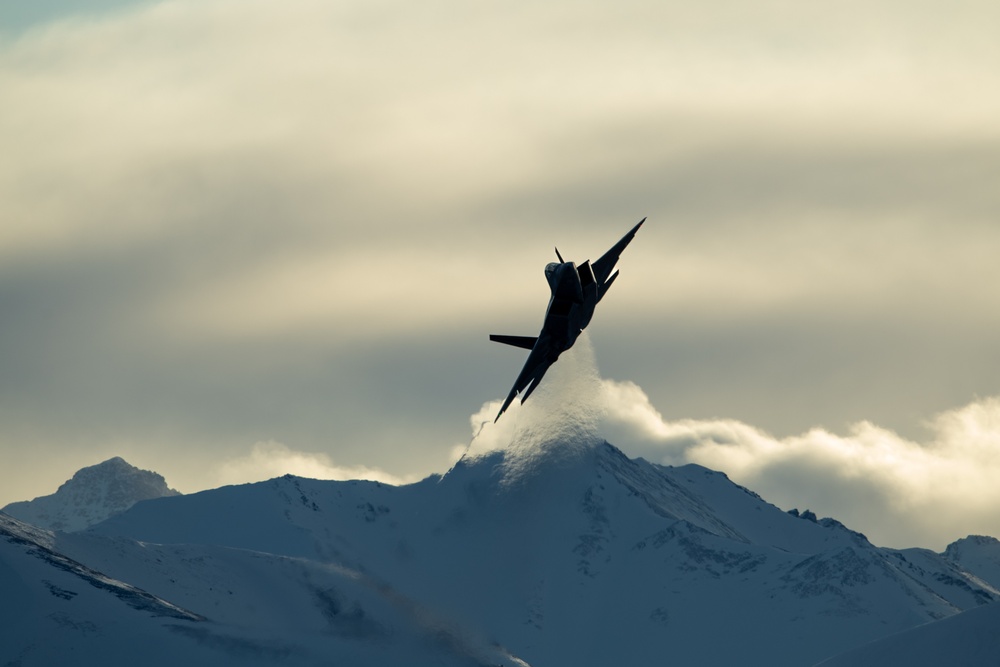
left=2, top=0, right=999, bottom=550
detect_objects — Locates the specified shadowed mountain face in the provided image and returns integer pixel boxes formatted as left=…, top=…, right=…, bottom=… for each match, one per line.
left=2, top=457, right=180, bottom=531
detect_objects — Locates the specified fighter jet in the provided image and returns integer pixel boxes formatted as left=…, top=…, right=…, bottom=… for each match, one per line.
left=491, top=218, right=645, bottom=422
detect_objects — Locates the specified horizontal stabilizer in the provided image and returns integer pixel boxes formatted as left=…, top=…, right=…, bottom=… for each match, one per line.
left=597, top=269, right=619, bottom=302
left=490, top=335, right=538, bottom=351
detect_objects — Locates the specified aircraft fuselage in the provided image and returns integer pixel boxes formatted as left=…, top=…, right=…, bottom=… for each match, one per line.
left=541, top=260, right=598, bottom=358
left=490, top=218, right=644, bottom=422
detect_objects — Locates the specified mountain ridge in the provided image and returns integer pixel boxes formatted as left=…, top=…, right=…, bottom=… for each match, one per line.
left=4, top=440, right=999, bottom=665
left=78, top=440, right=1000, bottom=665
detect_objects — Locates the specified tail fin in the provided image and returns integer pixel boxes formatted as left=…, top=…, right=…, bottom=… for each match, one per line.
left=489, top=335, right=538, bottom=351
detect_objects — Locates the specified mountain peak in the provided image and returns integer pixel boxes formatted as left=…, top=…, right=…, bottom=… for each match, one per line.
left=57, top=456, right=146, bottom=486
left=942, top=534, right=1000, bottom=590
left=2, top=457, right=180, bottom=532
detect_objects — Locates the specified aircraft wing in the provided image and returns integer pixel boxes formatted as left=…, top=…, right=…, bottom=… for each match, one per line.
left=494, top=337, right=555, bottom=422
left=591, top=217, right=645, bottom=288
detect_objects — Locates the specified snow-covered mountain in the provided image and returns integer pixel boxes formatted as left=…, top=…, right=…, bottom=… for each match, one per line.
left=2, top=456, right=180, bottom=531
left=3, top=441, right=998, bottom=666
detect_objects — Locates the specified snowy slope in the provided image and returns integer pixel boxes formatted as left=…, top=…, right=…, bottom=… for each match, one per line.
left=816, top=600, right=1000, bottom=667
left=2, top=457, right=180, bottom=531
left=0, top=512, right=210, bottom=667
left=72, top=441, right=998, bottom=667
left=0, top=511, right=525, bottom=667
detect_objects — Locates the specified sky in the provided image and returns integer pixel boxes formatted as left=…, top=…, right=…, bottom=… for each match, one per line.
left=1, top=0, right=999, bottom=551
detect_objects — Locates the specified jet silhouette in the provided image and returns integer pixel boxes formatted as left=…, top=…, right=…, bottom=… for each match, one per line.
left=491, top=218, right=645, bottom=422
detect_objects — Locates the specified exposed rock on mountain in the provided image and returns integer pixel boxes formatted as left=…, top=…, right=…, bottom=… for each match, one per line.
left=2, top=457, right=180, bottom=531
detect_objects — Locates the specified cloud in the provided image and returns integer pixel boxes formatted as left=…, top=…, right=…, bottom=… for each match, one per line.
left=4, top=0, right=1000, bottom=260
left=462, top=335, right=1000, bottom=550
left=3, top=0, right=1000, bottom=539
left=4, top=0, right=1000, bottom=345
left=217, top=441, right=419, bottom=487
left=593, top=379, right=1000, bottom=550
left=463, top=341, right=1000, bottom=549
left=149, top=247, right=543, bottom=344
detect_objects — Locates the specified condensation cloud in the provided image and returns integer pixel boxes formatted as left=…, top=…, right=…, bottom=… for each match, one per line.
left=462, top=335, right=606, bottom=484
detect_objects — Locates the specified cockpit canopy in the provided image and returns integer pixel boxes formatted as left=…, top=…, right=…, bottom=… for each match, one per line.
left=544, top=262, right=561, bottom=288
